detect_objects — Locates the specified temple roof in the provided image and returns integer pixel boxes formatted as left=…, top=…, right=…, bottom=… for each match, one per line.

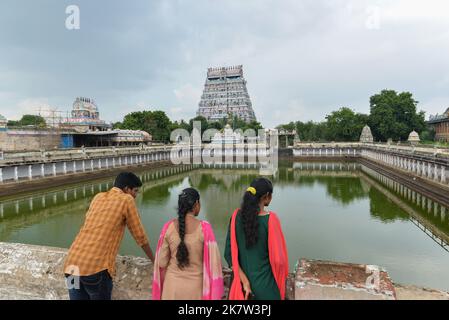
left=360, top=125, right=374, bottom=143
left=207, top=65, right=243, bottom=78
left=408, top=130, right=420, bottom=142
left=72, top=97, right=98, bottom=113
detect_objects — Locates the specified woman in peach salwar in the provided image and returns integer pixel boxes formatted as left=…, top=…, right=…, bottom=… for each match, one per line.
left=152, top=188, right=224, bottom=300
left=225, top=177, right=289, bottom=300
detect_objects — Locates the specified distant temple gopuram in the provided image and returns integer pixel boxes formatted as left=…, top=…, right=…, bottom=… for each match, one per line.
left=61, top=97, right=111, bottom=133
left=428, top=107, right=449, bottom=142
left=197, top=65, right=256, bottom=123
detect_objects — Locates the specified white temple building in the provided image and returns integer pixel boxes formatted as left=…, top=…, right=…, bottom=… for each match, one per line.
left=211, top=124, right=244, bottom=145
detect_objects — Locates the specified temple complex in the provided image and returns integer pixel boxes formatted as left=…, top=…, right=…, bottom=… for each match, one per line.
left=0, top=98, right=152, bottom=151
left=428, top=108, right=449, bottom=142
left=197, top=65, right=256, bottom=123
left=60, top=97, right=111, bottom=133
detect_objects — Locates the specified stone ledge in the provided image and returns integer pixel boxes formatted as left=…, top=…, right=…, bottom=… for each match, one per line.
left=1, top=242, right=448, bottom=300
left=0, top=242, right=153, bottom=300
left=295, top=259, right=397, bottom=300
left=394, top=284, right=449, bottom=300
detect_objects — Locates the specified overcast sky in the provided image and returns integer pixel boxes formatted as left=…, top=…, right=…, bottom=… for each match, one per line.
left=1, top=0, right=449, bottom=128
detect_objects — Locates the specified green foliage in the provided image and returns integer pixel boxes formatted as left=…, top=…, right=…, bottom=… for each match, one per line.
left=188, top=116, right=209, bottom=135
left=297, top=121, right=327, bottom=142
left=369, top=90, right=426, bottom=141
left=244, top=120, right=263, bottom=132
left=278, top=90, right=428, bottom=143
left=278, top=121, right=328, bottom=142
left=230, top=115, right=263, bottom=133
left=7, top=120, right=20, bottom=127
left=420, top=126, right=436, bottom=142
left=146, top=111, right=172, bottom=142
left=121, top=111, right=151, bottom=131
left=278, top=109, right=368, bottom=142
left=7, top=115, right=47, bottom=128
left=112, top=121, right=122, bottom=129
left=208, top=121, right=224, bottom=131
left=119, top=110, right=172, bottom=142
left=325, top=107, right=369, bottom=141
left=170, top=120, right=190, bottom=132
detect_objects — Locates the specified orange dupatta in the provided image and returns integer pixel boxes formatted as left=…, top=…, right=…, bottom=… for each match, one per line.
left=228, top=209, right=289, bottom=300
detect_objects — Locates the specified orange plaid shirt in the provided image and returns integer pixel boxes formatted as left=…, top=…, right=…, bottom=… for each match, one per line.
left=63, top=187, right=149, bottom=278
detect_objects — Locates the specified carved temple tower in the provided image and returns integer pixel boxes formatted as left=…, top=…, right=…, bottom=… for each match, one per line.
left=197, top=65, right=256, bottom=123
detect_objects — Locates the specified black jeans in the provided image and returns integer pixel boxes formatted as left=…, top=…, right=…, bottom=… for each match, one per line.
left=65, top=270, right=113, bottom=300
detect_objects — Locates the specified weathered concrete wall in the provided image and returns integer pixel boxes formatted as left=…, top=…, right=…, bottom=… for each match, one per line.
left=0, top=131, right=60, bottom=152
left=0, top=242, right=233, bottom=300
left=0, top=242, right=153, bottom=300
left=1, top=242, right=448, bottom=300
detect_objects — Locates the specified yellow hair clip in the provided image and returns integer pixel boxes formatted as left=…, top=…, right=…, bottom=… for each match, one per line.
left=246, top=187, right=257, bottom=195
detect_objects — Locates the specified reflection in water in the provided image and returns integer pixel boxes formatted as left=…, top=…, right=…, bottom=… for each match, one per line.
left=368, top=189, right=410, bottom=223
left=360, top=165, right=449, bottom=249
left=0, top=161, right=449, bottom=291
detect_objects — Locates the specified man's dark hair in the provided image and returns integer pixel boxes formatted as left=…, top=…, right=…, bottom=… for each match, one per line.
left=114, top=172, right=142, bottom=190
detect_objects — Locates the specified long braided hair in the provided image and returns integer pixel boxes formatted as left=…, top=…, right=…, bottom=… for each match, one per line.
left=176, top=187, right=200, bottom=269
left=240, top=177, right=273, bottom=248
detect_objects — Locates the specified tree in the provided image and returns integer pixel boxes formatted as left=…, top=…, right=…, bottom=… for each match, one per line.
left=9, top=115, right=47, bottom=128
left=7, top=120, right=20, bottom=127
left=208, top=121, right=224, bottom=131
left=294, top=121, right=327, bottom=142
left=229, top=115, right=247, bottom=131
left=170, top=120, right=190, bottom=132
left=145, top=111, right=172, bottom=142
left=420, top=126, right=436, bottom=142
left=121, top=111, right=151, bottom=131
left=325, top=107, right=368, bottom=141
left=276, top=122, right=296, bottom=132
left=112, top=121, right=122, bottom=129
left=225, top=114, right=264, bottom=133
left=120, top=110, right=172, bottom=143
left=368, top=90, right=426, bottom=141
left=244, top=120, right=263, bottom=132
left=188, top=116, right=209, bottom=135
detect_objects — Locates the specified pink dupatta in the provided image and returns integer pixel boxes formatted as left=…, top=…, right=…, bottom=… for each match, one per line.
left=152, top=219, right=224, bottom=300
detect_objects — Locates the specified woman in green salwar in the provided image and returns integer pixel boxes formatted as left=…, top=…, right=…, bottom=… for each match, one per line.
left=224, top=177, right=288, bottom=300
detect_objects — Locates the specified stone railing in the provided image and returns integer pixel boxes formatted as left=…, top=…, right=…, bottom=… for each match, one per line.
left=0, top=144, right=277, bottom=184
left=293, top=142, right=449, bottom=160
left=0, top=146, right=172, bottom=184
left=0, top=145, right=170, bottom=165
left=292, top=143, right=449, bottom=188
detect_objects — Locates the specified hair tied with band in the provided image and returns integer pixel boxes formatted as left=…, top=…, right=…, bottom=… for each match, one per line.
left=246, top=187, right=257, bottom=195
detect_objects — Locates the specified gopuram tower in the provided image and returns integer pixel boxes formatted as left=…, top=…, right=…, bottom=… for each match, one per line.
left=197, top=65, right=256, bottom=123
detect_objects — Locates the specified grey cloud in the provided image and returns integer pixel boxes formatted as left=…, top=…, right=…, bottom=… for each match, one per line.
left=0, top=0, right=448, bottom=127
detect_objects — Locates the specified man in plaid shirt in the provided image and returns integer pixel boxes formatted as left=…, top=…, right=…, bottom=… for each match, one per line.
left=64, top=172, right=154, bottom=300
